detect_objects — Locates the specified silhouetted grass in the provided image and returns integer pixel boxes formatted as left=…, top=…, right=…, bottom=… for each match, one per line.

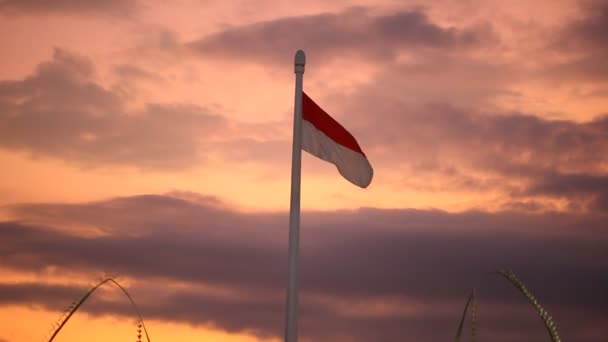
left=498, top=269, right=561, bottom=342
left=46, top=277, right=151, bottom=342
left=455, top=288, right=476, bottom=342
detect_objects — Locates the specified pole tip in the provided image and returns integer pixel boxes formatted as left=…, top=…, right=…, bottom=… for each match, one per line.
left=294, top=50, right=306, bottom=66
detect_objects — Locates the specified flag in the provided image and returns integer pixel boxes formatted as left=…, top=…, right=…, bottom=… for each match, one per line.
left=301, top=92, right=373, bottom=188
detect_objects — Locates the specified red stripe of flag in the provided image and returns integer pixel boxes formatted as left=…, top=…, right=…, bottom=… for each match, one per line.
left=302, top=92, right=366, bottom=156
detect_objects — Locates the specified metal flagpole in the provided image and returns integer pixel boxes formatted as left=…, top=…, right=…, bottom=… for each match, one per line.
left=285, top=49, right=305, bottom=342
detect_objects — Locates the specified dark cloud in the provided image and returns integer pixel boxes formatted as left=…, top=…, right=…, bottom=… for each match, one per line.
left=0, top=48, right=299, bottom=170
left=1, top=194, right=607, bottom=341
left=342, top=84, right=606, bottom=169
left=0, top=48, right=230, bottom=169
left=544, top=0, right=608, bottom=83
left=323, top=83, right=608, bottom=212
left=0, top=282, right=82, bottom=309
left=542, top=54, right=608, bottom=84
left=0, top=0, right=138, bottom=16
left=559, top=0, right=608, bottom=53
left=113, top=64, right=164, bottom=82
left=188, top=7, right=497, bottom=65
left=524, top=171, right=608, bottom=212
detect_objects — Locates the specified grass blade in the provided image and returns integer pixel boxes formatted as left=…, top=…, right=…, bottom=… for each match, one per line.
left=498, top=269, right=561, bottom=342
left=455, top=289, right=476, bottom=342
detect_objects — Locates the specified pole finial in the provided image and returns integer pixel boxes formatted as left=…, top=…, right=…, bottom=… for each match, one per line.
left=294, top=50, right=305, bottom=73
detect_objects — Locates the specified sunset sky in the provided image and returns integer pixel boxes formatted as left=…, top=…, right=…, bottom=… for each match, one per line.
left=1, top=0, right=607, bottom=341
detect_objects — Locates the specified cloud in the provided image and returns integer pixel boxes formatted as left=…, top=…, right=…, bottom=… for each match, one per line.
left=113, top=64, right=164, bottom=82
left=0, top=0, right=138, bottom=16
left=0, top=282, right=80, bottom=309
left=313, top=68, right=608, bottom=211
left=523, top=171, right=608, bottom=212
left=0, top=48, right=300, bottom=171
left=543, top=0, right=608, bottom=83
left=1, top=193, right=607, bottom=341
left=557, top=0, right=608, bottom=53
left=188, top=7, right=497, bottom=66
left=0, top=48, right=230, bottom=170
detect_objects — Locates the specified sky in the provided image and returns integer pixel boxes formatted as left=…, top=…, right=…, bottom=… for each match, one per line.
left=0, top=0, right=607, bottom=341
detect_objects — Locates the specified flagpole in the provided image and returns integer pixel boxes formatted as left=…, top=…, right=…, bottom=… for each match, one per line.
left=285, top=49, right=305, bottom=342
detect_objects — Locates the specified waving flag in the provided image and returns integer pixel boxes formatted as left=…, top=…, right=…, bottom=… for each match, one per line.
left=284, top=50, right=373, bottom=342
left=301, top=92, right=373, bottom=188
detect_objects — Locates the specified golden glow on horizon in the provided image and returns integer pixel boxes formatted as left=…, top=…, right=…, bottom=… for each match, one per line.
left=0, top=306, right=277, bottom=342
left=0, top=149, right=529, bottom=213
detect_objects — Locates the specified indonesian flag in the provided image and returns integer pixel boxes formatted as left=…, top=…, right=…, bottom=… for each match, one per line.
left=301, top=92, right=373, bottom=188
